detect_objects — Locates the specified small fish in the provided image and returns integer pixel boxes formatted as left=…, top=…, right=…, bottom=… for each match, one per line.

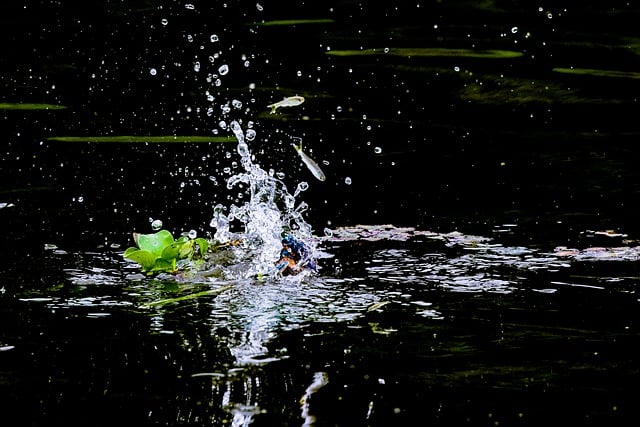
left=267, top=95, right=305, bottom=114
left=292, top=140, right=326, bottom=181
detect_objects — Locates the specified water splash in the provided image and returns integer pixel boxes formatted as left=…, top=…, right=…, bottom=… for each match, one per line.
left=208, top=120, right=320, bottom=279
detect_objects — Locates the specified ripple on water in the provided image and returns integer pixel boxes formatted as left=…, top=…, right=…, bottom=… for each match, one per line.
left=19, top=224, right=640, bottom=366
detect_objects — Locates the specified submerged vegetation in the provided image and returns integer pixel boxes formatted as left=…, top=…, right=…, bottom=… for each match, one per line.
left=326, top=47, right=524, bottom=59
left=0, top=103, right=67, bottom=110
left=250, top=18, right=335, bottom=27
left=46, top=135, right=235, bottom=143
left=552, top=67, right=640, bottom=79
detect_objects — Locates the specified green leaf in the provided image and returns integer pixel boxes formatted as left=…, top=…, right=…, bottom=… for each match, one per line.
left=178, top=240, right=195, bottom=258
left=134, top=230, right=175, bottom=257
left=124, top=247, right=139, bottom=258
left=123, top=249, right=157, bottom=271
left=151, top=257, right=176, bottom=274
left=140, top=285, right=234, bottom=308
left=195, top=238, right=209, bottom=256
left=161, top=241, right=185, bottom=260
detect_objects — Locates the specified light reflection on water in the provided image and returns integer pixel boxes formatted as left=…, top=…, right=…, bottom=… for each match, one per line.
left=30, top=224, right=637, bottom=367
left=11, top=225, right=640, bottom=425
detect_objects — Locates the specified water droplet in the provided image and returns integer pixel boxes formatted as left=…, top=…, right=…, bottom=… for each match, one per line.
left=210, top=34, right=219, bottom=42
left=188, top=229, right=197, bottom=239
left=323, top=228, right=333, bottom=237
left=185, top=3, right=195, bottom=10
left=237, top=142, right=249, bottom=157
left=256, top=3, right=263, bottom=11
left=151, top=219, right=163, bottom=230
left=245, top=129, right=256, bottom=141
left=383, top=47, right=390, bottom=53
left=219, top=120, right=227, bottom=129
left=294, top=181, right=309, bottom=197
left=374, top=147, right=382, bottom=154
left=231, top=99, right=243, bottom=109
left=511, top=26, right=518, bottom=33
left=161, top=18, right=168, bottom=26
left=454, top=66, right=460, bottom=72
left=296, top=70, right=302, bottom=77
left=149, top=68, right=157, bottom=76
left=345, top=177, right=352, bottom=185
left=193, top=62, right=200, bottom=72
left=218, top=64, right=229, bottom=75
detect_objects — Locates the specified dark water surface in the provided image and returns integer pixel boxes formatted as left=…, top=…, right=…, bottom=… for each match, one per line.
left=2, top=1, right=640, bottom=426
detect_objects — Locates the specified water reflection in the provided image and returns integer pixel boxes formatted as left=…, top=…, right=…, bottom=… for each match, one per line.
left=1, top=226, right=637, bottom=426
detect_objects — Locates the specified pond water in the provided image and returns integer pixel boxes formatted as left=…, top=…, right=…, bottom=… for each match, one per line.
left=2, top=1, right=640, bottom=426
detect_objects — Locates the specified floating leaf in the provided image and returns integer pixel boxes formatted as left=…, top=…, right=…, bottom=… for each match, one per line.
left=178, top=240, right=195, bottom=258
left=134, top=230, right=175, bottom=258
left=195, top=238, right=209, bottom=256
left=123, top=249, right=157, bottom=271
left=152, top=258, right=176, bottom=274
left=161, top=241, right=185, bottom=261
left=124, top=230, right=213, bottom=275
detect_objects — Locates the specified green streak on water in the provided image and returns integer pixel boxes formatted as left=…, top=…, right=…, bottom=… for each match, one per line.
left=46, top=135, right=236, bottom=143
left=140, top=285, right=233, bottom=309
left=251, top=18, right=335, bottom=26
left=326, top=47, right=523, bottom=59
left=553, top=67, right=640, bottom=79
left=0, top=103, right=67, bottom=110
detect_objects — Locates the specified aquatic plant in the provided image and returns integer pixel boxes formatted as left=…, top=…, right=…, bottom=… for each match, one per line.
left=46, top=135, right=235, bottom=143
left=0, top=102, right=67, bottom=110
left=123, top=229, right=209, bottom=275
